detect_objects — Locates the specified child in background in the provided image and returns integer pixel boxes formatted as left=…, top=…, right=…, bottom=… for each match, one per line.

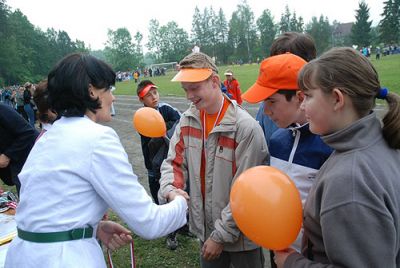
left=223, top=69, right=242, bottom=105
left=136, top=80, right=181, bottom=250
left=275, top=47, right=400, bottom=267
left=33, top=80, right=58, bottom=138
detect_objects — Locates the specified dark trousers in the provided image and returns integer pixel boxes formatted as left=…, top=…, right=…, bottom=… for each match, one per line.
left=148, top=172, right=160, bottom=205
left=200, top=246, right=264, bottom=268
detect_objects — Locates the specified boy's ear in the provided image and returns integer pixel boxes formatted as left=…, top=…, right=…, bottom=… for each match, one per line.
left=211, top=74, right=221, bottom=88
left=296, top=90, right=304, bottom=102
left=332, top=88, right=345, bottom=111
left=138, top=96, right=144, bottom=103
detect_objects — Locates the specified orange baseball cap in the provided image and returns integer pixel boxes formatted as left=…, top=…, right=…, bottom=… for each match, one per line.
left=172, top=52, right=218, bottom=82
left=242, top=53, right=307, bottom=103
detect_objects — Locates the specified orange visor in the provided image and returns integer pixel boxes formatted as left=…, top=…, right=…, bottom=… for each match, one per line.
left=171, top=68, right=213, bottom=82
left=138, top=84, right=157, bottom=98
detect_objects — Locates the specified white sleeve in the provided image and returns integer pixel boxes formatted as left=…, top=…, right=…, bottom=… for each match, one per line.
left=89, top=128, right=187, bottom=239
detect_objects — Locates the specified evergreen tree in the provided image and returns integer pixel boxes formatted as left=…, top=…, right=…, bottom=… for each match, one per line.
left=214, top=8, right=229, bottom=64
left=257, top=9, right=277, bottom=57
left=306, top=15, right=332, bottom=54
left=279, top=5, right=291, bottom=33
left=351, top=1, right=372, bottom=47
left=228, top=0, right=258, bottom=63
left=279, top=6, right=304, bottom=33
left=379, top=0, right=400, bottom=44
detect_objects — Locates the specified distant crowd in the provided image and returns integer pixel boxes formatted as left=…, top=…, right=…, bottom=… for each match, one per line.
left=116, top=67, right=167, bottom=83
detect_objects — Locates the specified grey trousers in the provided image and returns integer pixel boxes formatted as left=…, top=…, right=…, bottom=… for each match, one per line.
left=200, top=247, right=265, bottom=268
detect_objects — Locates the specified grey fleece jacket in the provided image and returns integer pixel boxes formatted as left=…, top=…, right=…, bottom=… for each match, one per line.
left=285, top=112, right=400, bottom=267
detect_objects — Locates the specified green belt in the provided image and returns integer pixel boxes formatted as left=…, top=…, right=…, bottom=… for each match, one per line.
left=17, top=226, right=94, bottom=243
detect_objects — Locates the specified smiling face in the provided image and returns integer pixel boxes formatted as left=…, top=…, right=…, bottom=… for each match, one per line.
left=181, top=74, right=222, bottom=114
left=263, top=91, right=305, bottom=128
left=139, top=88, right=159, bottom=109
left=301, top=88, right=341, bottom=136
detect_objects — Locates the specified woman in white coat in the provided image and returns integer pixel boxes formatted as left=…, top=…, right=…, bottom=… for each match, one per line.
left=5, top=53, right=188, bottom=268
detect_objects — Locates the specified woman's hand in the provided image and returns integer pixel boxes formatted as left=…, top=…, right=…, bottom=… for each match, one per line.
left=0, top=154, right=10, bottom=168
left=274, top=248, right=296, bottom=268
left=97, top=220, right=133, bottom=250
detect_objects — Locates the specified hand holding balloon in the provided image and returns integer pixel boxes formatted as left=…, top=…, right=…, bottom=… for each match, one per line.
left=230, top=166, right=302, bottom=250
left=133, top=107, right=166, bottom=138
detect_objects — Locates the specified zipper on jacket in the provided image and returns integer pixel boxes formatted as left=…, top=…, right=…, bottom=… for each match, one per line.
left=288, top=130, right=301, bottom=164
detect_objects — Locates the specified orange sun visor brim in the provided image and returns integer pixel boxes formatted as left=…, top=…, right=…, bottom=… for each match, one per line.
left=171, top=68, right=213, bottom=82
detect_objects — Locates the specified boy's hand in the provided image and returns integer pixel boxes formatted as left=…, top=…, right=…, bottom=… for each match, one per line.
left=97, top=220, right=133, bottom=250
left=201, top=238, right=223, bottom=261
left=274, top=248, right=296, bottom=267
left=167, top=189, right=189, bottom=202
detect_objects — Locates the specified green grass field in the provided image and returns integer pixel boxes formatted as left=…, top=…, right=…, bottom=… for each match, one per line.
left=116, top=54, right=400, bottom=97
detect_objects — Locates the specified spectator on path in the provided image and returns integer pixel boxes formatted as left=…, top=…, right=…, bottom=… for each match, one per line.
left=23, top=82, right=36, bottom=128
left=16, top=86, right=28, bottom=120
left=376, top=46, right=381, bottom=60
left=223, top=69, right=242, bottom=105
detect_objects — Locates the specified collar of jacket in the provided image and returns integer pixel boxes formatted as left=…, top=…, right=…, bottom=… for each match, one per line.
left=184, top=96, right=237, bottom=133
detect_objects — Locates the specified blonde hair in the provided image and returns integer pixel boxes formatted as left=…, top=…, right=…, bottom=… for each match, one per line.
left=298, top=47, right=400, bottom=149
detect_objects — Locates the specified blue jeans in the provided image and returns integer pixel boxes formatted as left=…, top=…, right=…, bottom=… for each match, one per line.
left=24, top=104, right=35, bottom=127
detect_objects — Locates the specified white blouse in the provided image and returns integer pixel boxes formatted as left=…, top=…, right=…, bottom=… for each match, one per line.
left=5, top=116, right=187, bottom=268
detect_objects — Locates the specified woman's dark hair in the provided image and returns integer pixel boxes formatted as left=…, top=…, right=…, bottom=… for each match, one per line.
left=298, top=47, right=400, bottom=149
left=270, top=32, right=317, bottom=62
left=48, top=53, right=116, bottom=117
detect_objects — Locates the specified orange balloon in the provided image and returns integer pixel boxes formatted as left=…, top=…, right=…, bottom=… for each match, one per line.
left=230, top=166, right=302, bottom=250
left=133, top=107, right=166, bottom=138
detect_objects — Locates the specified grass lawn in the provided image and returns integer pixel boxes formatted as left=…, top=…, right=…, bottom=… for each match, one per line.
left=116, top=53, right=400, bottom=97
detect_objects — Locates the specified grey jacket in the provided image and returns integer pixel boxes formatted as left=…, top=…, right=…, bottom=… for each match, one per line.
left=285, top=112, right=400, bottom=267
left=159, top=97, right=269, bottom=252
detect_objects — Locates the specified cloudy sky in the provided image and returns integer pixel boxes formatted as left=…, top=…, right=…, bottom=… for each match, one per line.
left=6, top=0, right=384, bottom=50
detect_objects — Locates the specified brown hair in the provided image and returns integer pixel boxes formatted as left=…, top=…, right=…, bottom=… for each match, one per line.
left=270, top=32, right=317, bottom=62
left=179, top=52, right=218, bottom=73
left=270, top=32, right=316, bottom=101
left=298, top=47, right=400, bottom=149
left=33, top=80, right=57, bottom=124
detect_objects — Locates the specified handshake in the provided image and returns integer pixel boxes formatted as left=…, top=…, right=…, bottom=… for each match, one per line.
left=166, top=188, right=190, bottom=203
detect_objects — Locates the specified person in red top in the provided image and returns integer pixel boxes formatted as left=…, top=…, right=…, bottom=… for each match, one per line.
left=223, top=69, right=242, bottom=105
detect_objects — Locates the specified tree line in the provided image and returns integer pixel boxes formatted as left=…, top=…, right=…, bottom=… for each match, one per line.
left=1, top=0, right=399, bottom=85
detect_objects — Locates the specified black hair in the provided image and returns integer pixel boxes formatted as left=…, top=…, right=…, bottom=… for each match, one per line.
left=137, top=80, right=156, bottom=96
left=277, top=90, right=297, bottom=101
left=48, top=53, right=115, bottom=117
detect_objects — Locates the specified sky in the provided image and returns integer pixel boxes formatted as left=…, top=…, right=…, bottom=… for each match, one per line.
left=6, top=0, right=384, bottom=50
